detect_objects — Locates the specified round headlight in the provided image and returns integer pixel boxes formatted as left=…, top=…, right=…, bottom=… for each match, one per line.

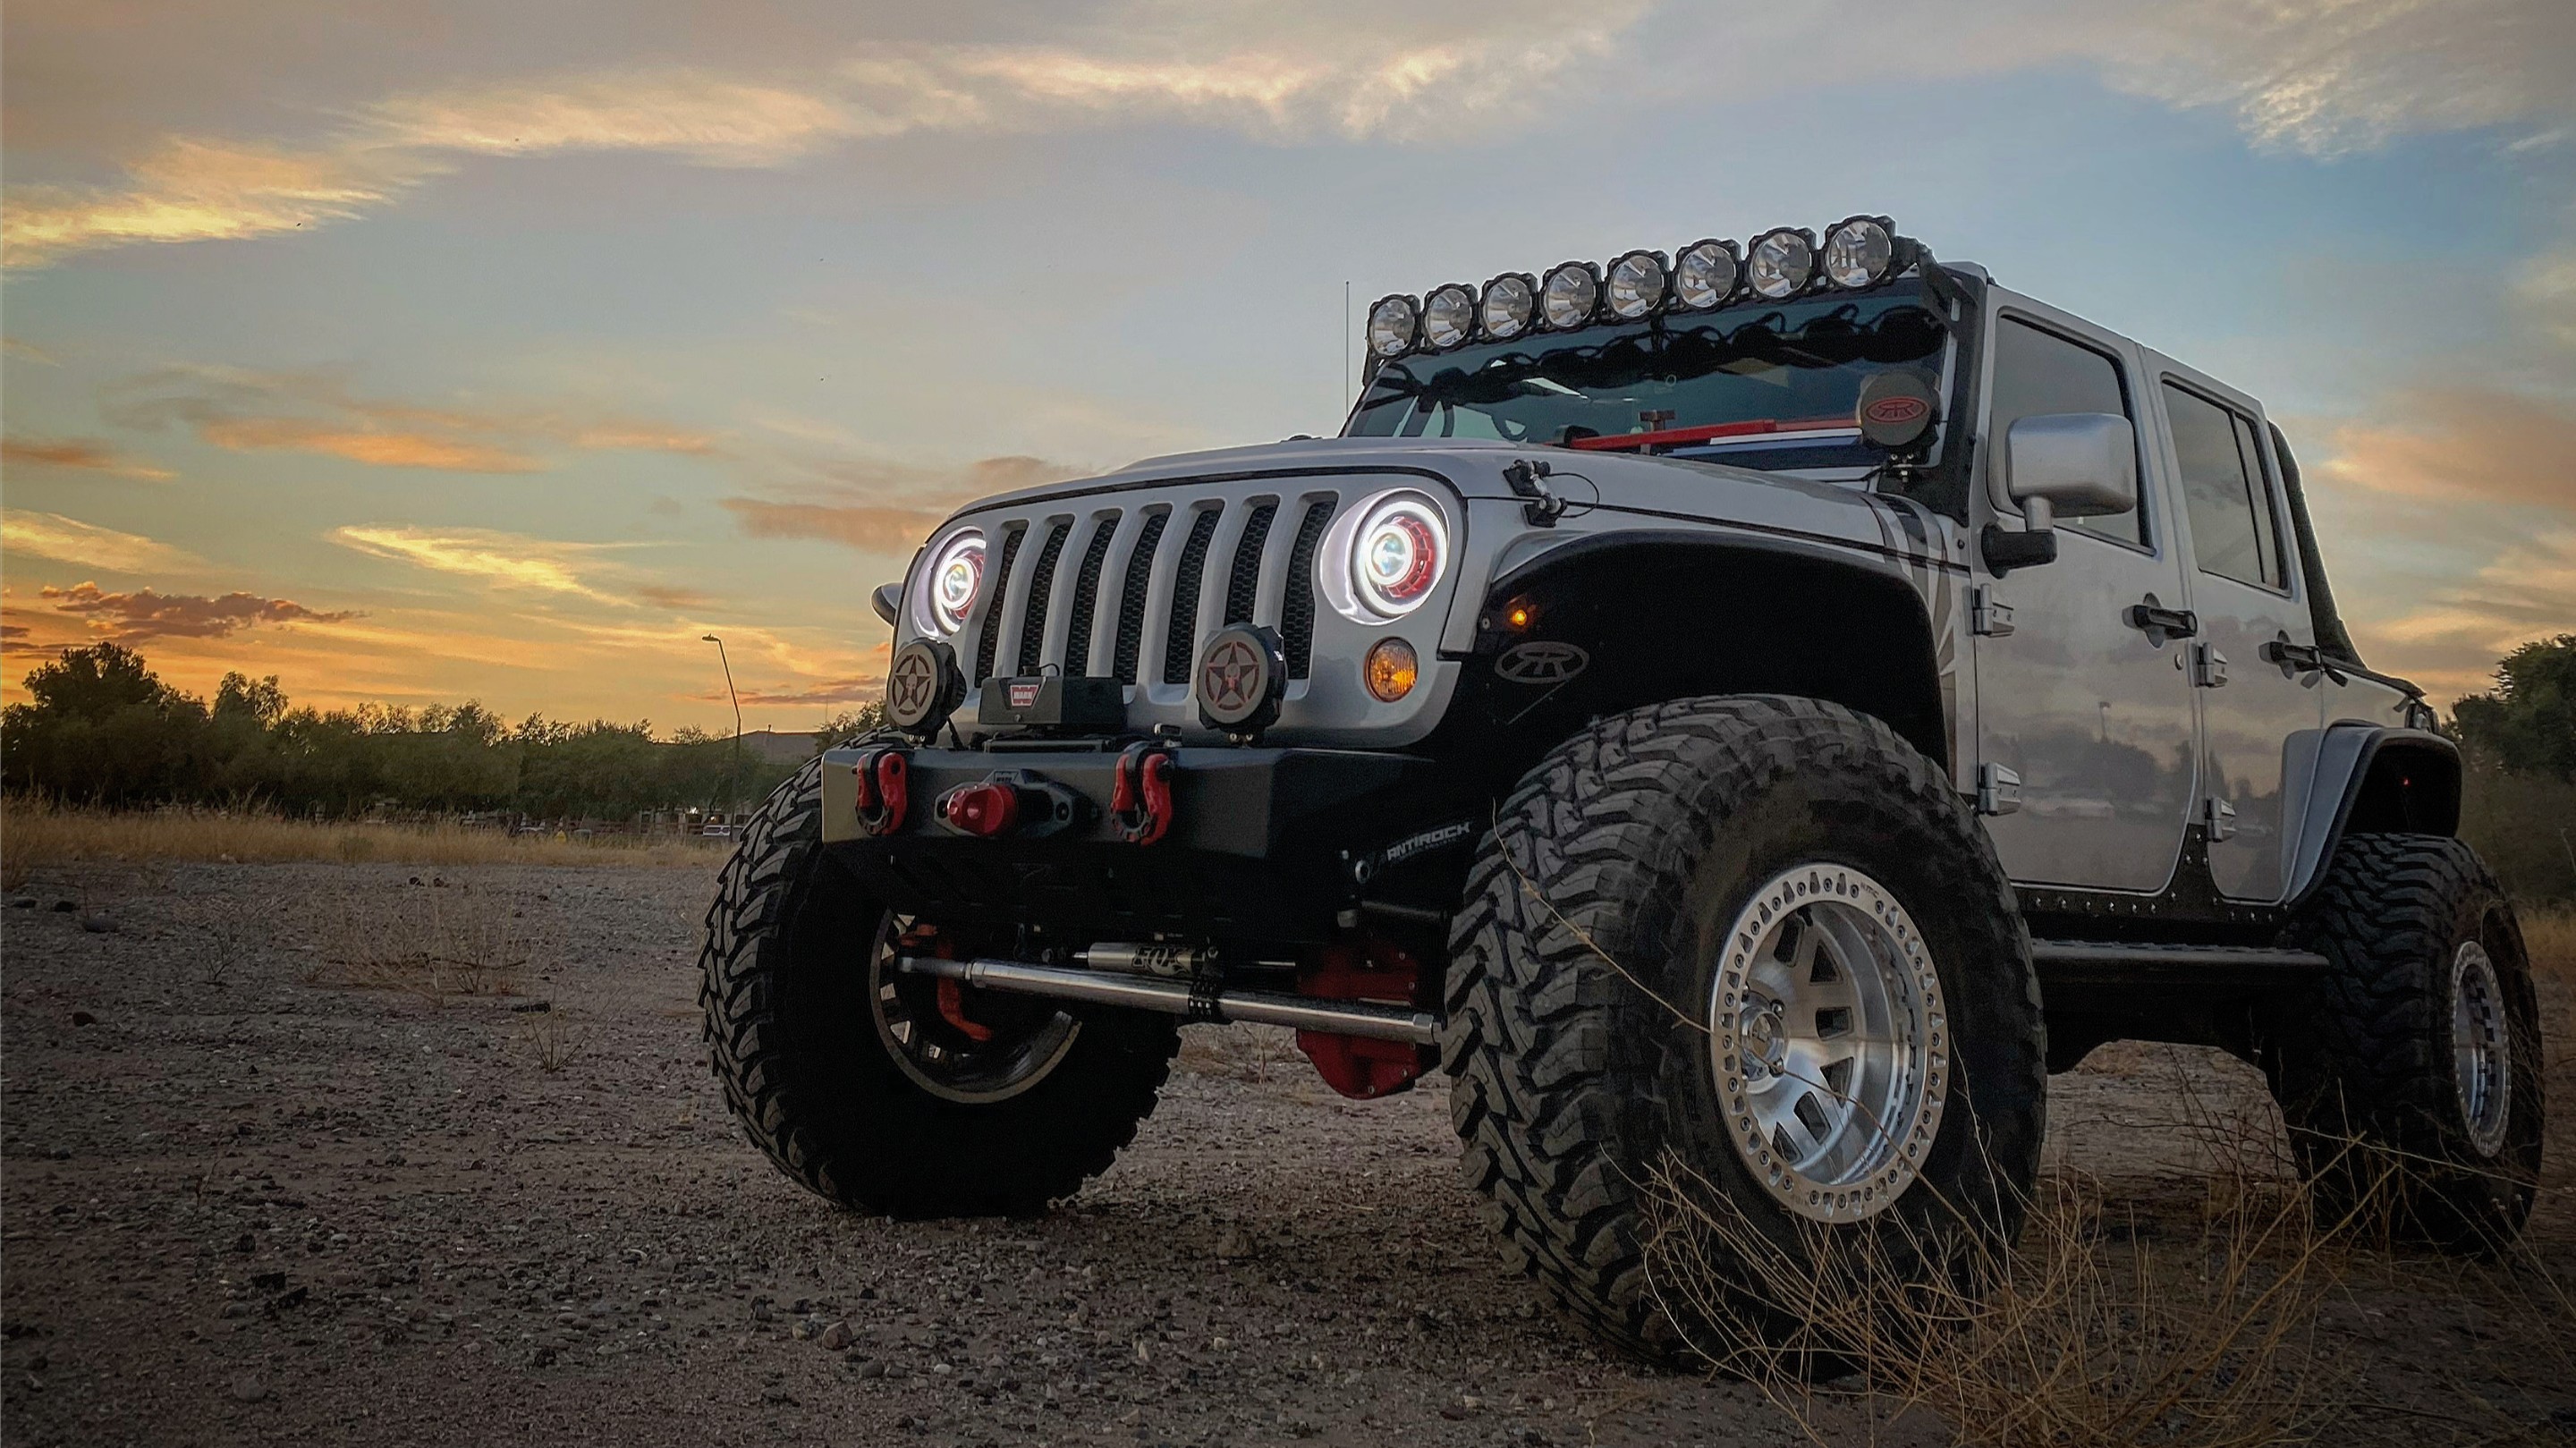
left=1480, top=273, right=1537, bottom=341
left=1540, top=262, right=1600, bottom=330
left=1365, top=294, right=1419, bottom=359
left=1604, top=250, right=1667, bottom=320
left=1351, top=494, right=1449, bottom=618
left=1822, top=216, right=1896, bottom=289
left=913, top=529, right=987, bottom=637
left=1747, top=227, right=1817, bottom=300
left=1674, top=239, right=1740, bottom=309
left=1421, top=284, right=1478, bottom=351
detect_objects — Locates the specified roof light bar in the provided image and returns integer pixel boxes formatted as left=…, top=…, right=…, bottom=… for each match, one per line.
left=1360, top=217, right=1917, bottom=362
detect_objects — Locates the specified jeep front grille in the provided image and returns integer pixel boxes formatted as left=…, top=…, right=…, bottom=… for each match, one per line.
left=962, top=489, right=1345, bottom=690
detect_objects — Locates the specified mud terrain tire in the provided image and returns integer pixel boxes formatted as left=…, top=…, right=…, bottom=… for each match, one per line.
left=700, top=759, right=1178, bottom=1216
left=1442, top=695, right=2046, bottom=1364
left=2273, top=834, right=2542, bottom=1249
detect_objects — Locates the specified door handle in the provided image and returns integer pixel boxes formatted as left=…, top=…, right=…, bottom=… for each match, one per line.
left=2261, top=638, right=2348, bottom=683
left=2123, top=597, right=2198, bottom=642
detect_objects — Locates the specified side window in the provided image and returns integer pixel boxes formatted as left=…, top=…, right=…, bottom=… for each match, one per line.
left=2164, top=382, right=2284, bottom=589
left=1987, top=318, right=2144, bottom=546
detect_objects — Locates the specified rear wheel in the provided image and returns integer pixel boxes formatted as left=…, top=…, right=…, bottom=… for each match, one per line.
left=1442, top=695, right=2046, bottom=1363
left=700, top=761, right=1178, bottom=1216
left=2271, top=834, right=2543, bottom=1249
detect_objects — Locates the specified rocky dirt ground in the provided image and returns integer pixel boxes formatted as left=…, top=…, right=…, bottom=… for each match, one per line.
left=4, top=861, right=2572, bottom=1447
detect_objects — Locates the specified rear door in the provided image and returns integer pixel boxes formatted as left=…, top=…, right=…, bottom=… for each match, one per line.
left=2147, top=360, right=2325, bottom=902
left=1970, top=295, right=2200, bottom=893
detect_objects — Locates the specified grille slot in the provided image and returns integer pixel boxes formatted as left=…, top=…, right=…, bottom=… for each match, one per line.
left=1281, top=499, right=1335, bottom=679
left=1161, top=508, right=1223, bottom=685
left=1113, top=512, right=1168, bottom=685
left=972, top=525, right=1026, bottom=685
left=1223, top=503, right=1276, bottom=625
left=1060, top=514, right=1119, bottom=675
left=1015, top=522, right=1071, bottom=675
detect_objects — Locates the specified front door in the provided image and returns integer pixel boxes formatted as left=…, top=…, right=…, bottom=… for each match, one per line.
left=1971, top=301, right=2200, bottom=893
left=2150, top=364, right=2325, bottom=902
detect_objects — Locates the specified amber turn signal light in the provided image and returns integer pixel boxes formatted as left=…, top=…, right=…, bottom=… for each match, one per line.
left=1363, top=638, right=1419, bottom=702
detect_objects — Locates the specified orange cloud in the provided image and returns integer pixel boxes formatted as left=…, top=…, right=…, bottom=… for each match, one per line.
left=1, top=436, right=174, bottom=480
left=720, top=498, right=953, bottom=554
left=721, top=453, right=1085, bottom=553
left=36, top=580, right=358, bottom=640
left=102, top=365, right=719, bottom=475
left=2, top=511, right=200, bottom=573
left=333, top=525, right=628, bottom=603
left=198, top=418, right=542, bottom=472
left=733, top=677, right=886, bottom=707
left=632, top=582, right=714, bottom=609
left=2311, top=387, right=2576, bottom=512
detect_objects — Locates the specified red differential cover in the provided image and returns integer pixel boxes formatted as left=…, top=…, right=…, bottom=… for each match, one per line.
left=1295, top=935, right=1433, bottom=1100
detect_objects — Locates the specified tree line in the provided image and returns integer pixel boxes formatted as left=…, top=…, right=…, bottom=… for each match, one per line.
left=0, top=642, right=880, bottom=820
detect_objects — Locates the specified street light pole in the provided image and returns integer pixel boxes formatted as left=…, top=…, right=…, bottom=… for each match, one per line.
left=703, top=634, right=742, bottom=815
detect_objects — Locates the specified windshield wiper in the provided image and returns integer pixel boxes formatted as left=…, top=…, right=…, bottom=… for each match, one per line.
left=1563, top=413, right=1853, bottom=453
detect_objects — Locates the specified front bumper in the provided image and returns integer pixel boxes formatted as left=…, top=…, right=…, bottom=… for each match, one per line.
left=817, top=742, right=1446, bottom=943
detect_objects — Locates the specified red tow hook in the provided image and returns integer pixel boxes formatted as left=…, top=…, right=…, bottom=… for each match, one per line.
left=938, top=780, right=1021, bottom=836
left=1109, top=741, right=1176, bottom=846
left=852, top=748, right=909, bottom=836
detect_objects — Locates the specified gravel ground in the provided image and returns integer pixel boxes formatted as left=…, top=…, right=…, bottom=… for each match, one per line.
left=3, top=861, right=2570, bottom=1447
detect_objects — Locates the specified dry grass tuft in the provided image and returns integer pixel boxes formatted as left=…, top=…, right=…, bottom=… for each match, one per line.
left=1, top=797, right=723, bottom=873
left=516, top=1011, right=580, bottom=1072
left=303, top=885, right=537, bottom=1003
left=2521, top=902, right=2574, bottom=984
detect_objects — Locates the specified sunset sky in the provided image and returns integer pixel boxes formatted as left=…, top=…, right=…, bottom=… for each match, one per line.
left=4, top=0, right=2571, bottom=732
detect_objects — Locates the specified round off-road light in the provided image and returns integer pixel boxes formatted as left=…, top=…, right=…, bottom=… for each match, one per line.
left=913, top=528, right=986, bottom=637
left=1197, top=623, right=1286, bottom=735
left=1822, top=216, right=1897, bottom=289
left=1747, top=227, right=1817, bottom=300
left=885, top=637, right=965, bottom=737
left=1674, top=239, right=1740, bottom=309
left=1604, top=250, right=1667, bottom=320
left=1539, top=262, right=1601, bottom=330
left=1479, top=273, right=1537, bottom=340
left=1365, top=294, right=1420, bottom=358
left=1421, top=284, right=1478, bottom=351
left=1363, top=638, right=1419, bottom=702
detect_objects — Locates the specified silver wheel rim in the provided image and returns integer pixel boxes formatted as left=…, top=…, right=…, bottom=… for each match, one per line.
left=1709, top=864, right=1950, bottom=1224
left=868, top=916, right=1080, bottom=1105
left=2451, top=940, right=2511, bottom=1156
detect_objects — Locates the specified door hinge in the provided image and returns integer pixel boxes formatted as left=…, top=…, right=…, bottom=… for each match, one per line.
left=2190, top=642, right=2229, bottom=689
left=1970, top=584, right=2015, bottom=638
left=1976, top=763, right=2022, bottom=817
left=2205, top=795, right=2238, bottom=842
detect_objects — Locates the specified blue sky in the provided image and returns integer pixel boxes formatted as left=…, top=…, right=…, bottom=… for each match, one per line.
left=4, top=0, right=2570, bottom=726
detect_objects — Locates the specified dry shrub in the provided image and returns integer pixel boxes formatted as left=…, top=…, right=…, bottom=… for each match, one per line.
left=307, top=885, right=533, bottom=1002
left=0, top=796, right=722, bottom=871
left=2521, top=902, right=2575, bottom=984
left=516, top=1012, right=580, bottom=1072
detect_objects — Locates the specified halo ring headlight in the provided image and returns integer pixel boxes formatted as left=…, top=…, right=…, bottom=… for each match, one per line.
left=911, top=528, right=987, bottom=638
left=1365, top=293, right=1420, bottom=359
left=1421, top=283, right=1479, bottom=351
left=1747, top=227, right=1818, bottom=300
left=1822, top=215, right=1898, bottom=290
left=1674, top=239, right=1741, bottom=310
left=1479, top=272, right=1538, bottom=341
left=1539, top=261, right=1602, bottom=331
left=1324, top=490, right=1452, bottom=622
left=1604, top=250, right=1668, bottom=320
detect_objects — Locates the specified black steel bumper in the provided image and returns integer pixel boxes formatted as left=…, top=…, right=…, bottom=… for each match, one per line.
left=816, top=742, right=1450, bottom=943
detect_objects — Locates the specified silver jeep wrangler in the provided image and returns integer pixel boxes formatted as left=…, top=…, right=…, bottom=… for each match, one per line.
left=701, top=217, right=2542, bottom=1359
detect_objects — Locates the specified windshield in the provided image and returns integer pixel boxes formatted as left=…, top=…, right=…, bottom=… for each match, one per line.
left=1343, top=284, right=1947, bottom=470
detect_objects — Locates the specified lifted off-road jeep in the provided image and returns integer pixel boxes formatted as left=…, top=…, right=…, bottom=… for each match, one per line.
left=702, top=217, right=2544, bottom=1358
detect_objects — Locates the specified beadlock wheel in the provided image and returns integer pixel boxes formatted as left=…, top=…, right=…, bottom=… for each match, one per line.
left=1711, top=864, right=1950, bottom=1224
left=869, top=914, right=1081, bottom=1105
left=2451, top=940, right=2512, bottom=1157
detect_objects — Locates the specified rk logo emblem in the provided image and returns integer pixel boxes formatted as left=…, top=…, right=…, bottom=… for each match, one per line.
left=1201, top=637, right=1262, bottom=711
left=887, top=649, right=936, bottom=716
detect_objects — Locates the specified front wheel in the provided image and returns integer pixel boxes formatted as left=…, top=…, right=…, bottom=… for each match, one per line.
left=1442, top=695, right=2046, bottom=1363
left=699, top=761, right=1178, bottom=1216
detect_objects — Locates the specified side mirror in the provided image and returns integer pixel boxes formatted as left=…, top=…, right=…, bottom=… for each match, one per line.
left=2005, top=411, right=2136, bottom=530
left=1981, top=412, right=2136, bottom=574
left=871, top=581, right=902, bottom=626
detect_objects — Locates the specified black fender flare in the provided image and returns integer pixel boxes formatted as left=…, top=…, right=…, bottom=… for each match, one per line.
left=2283, top=724, right=2462, bottom=908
